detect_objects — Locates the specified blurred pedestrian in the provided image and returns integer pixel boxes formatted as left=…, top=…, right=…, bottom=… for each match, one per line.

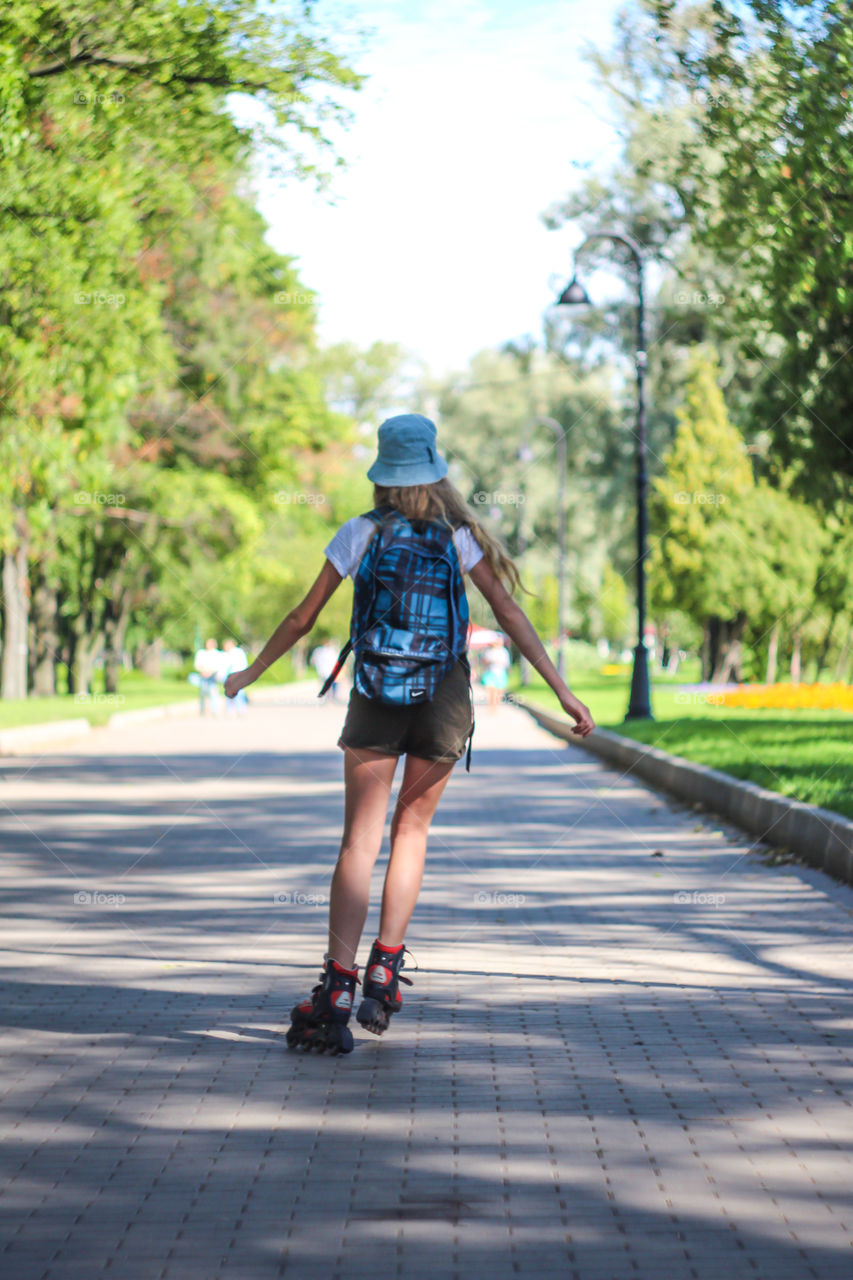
left=480, top=634, right=510, bottom=712
left=193, top=637, right=224, bottom=716
left=222, top=638, right=249, bottom=715
left=311, top=638, right=342, bottom=701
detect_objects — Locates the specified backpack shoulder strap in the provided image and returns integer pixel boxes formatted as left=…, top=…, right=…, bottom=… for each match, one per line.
left=316, top=509, right=394, bottom=699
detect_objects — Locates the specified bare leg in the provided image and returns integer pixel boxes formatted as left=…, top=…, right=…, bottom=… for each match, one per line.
left=378, top=754, right=456, bottom=946
left=328, top=748, right=398, bottom=969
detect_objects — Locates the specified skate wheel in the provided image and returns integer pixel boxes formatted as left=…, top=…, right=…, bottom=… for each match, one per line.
left=286, top=1020, right=353, bottom=1055
left=330, top=1024, right=354, bottom=1054
left=356, top=998, right=389, bottom=1036
left=286, top=1022, right=310, bottom=1049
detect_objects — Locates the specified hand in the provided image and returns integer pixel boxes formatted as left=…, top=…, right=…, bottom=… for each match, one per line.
left=224, top=669, right=253, bottom=699
left=558, top=693, right=595, bottom=737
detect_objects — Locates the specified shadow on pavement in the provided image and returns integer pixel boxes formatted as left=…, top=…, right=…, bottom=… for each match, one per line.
left=2, top=746, right=852, bottom=1278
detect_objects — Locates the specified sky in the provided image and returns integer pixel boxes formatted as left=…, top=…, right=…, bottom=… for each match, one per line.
left=254, top=0, right=628, bottom=380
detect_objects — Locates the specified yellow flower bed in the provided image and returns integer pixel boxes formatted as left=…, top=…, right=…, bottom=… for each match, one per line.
left=718, top=682, right=853, bottom=712
left=600, top=663, right=632, bottom=676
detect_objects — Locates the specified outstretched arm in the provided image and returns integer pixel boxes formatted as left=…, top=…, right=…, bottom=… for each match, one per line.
left=224, top=560, right=344, bottom=698
left=467, top=558, right=595, bottom=736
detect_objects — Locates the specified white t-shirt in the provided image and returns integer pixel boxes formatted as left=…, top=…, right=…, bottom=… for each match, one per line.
left=324, top=515, right=484, bottom=579
left=482, top=644, right=510, bottom=672
left=222, top=646, right=248, bottom=677
left=194, top=647, right=223, bottom=680
left=310, top=643, right=338, bottom=680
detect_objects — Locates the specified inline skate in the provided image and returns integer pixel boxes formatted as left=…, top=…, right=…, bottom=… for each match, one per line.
left=356, top=938, right=414, bottom=1036
left=286, top=955, right=358, bottom=1055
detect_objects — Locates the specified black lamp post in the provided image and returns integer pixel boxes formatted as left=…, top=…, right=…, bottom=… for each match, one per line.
left=555, top=230, right=653, bottom=721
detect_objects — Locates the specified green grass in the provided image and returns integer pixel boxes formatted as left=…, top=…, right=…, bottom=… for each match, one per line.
left=0, top=652, right=309, bottom=732
left=510, top=657, right=853, bottom=821
left=0, top=672, right=198, bottom=730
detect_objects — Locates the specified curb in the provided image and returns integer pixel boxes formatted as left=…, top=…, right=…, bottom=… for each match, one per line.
left=516, top=696, right=853, bottom=888
left=106, top=700, right=198, bottom=730
left=0, top=718, right=92, bottom=755
left=0, top=682, right=318, bottom=755
left=0, top=704, right=199, bottom=754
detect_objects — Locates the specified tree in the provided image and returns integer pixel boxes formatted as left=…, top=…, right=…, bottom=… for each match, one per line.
left=0, top=0, right=363, bottom=697
left=600, top=561, right=632, bottom=652
left=543, top=1, right=790, bottom=479
left=650, top=0, right=853, bottom=500
left=649, top=350, right=755, bottom=680
left=313, top=340, right=416, bottom=423
left=540, top=0, right=852, bottom=678
left=429, top=344, right=627, bottom=636
left=804, top=510, right=853, bottom=681
left=650, top=349, right=827, bottom=680
left=719, top=482, right=824, bottom=683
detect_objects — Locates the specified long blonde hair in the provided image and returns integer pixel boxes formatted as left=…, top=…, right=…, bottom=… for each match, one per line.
left=372, top=477, right=528, bottom=596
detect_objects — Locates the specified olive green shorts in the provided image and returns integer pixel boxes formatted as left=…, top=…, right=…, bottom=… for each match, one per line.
left=337, top=655, right=474, bottom=763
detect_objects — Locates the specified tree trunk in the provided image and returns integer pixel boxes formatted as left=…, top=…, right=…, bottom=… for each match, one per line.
left=103, top=641, right=123, bottom=695
left=833, top=624, right=852, bottom=682
left=72, top=615, right=103, bottom=697
left=815, top=612, right=838, bottom=680
left=720, top=636, right=744, bottom=683
left=710, top=614, right=747, bottom=684
left=103, top=596, right=131, bottom=694
left=707, top=616, right=723, bottom=682
left=790, top=630, right=802, bottom=684
left=63, top=632, right=77, bottom=698
left=765, top=621, right=780, bottom=685
left=2, top=533, right=30, bottom=700
left=702, top=618, right=717, bottom=683
left=139, top=636, right=163, bottom=678
left=29, top=577, right=60, bottom=696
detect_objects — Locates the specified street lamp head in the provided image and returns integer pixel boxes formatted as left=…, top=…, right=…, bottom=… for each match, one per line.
left=556, top=276, right=591, bottom=307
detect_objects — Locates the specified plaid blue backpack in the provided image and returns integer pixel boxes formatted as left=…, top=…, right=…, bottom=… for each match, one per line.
left=318, top=505, right=474, bottom=766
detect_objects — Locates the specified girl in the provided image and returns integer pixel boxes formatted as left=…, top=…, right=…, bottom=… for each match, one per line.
left=224, top=413, right=595, bottom=1054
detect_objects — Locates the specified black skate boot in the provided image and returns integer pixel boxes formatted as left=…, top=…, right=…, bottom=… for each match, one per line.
left=286, top=955, right=358, bottom=1055
left=356, top=939, right=414, bottom=1036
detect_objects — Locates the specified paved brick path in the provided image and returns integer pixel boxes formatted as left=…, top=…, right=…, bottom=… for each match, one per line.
left=2, top=691, right=852, bottom=1279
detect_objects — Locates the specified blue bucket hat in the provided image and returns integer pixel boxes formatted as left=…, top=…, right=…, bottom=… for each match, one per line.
left=366, top=413, right=448, bottom=487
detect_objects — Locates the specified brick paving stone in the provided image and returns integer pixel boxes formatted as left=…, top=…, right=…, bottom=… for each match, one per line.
left=1, top=699, right=853, bottom=1280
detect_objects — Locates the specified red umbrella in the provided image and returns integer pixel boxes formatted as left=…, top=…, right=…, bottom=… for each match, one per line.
left=467, top=625, right=504, bottom=649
